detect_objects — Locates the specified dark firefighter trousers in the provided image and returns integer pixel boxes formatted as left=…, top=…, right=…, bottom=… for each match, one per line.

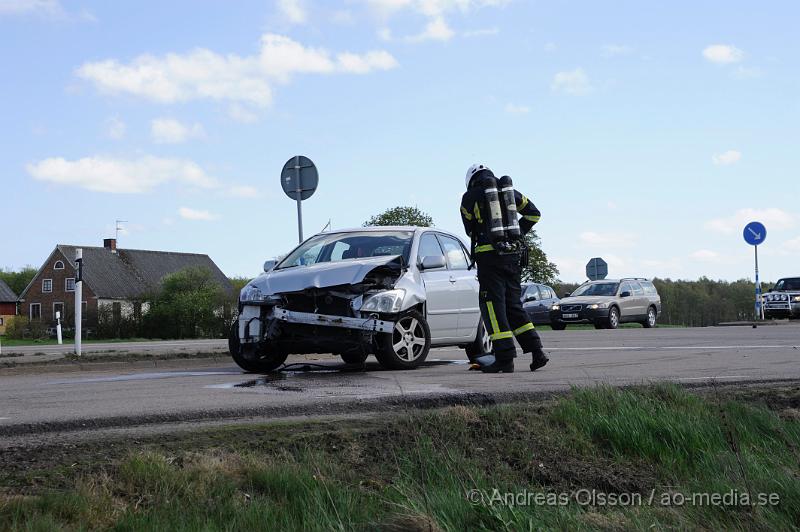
left=476, top=252, right=543, bottom=361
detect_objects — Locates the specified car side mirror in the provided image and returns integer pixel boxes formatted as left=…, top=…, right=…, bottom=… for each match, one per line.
left=263, top=260, right=277, bottom=272
left=524, top=295, right=538, bottom=302
left=420, top=255, right=447, bottom=270
left=563, top=292, right=571, bottom=298
left=620, top=291, right=631, bottom=298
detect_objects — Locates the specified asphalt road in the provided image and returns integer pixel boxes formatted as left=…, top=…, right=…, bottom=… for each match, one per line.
left=1, top=326, right=798, bottom=438
left=1, top=339, right=226, bottom=357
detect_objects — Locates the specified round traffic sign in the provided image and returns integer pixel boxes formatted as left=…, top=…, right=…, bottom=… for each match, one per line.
left=281, top=155, right=318, bottom=201
left=743, top=221, right=766, bottom=246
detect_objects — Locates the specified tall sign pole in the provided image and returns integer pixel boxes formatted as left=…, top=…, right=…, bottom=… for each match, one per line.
left=295, top=156, right=304, bottom=243
left=281, top=155, right=319, bottom=244
left=743, top=221, right=767, bottom=327
left=74, top=248, right=83, bottom=357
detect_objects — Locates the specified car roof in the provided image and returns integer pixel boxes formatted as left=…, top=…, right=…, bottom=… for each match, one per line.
left=582, top=278, right=652, bottom=284
left=324, top=226, right=461, bottom=238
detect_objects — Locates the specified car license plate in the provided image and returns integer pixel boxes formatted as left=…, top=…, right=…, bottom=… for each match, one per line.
left=563, top=313, right=579, bottom=319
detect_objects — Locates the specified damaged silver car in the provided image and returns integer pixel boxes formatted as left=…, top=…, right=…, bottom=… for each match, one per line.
left=229, top=227, right=490, bottom=372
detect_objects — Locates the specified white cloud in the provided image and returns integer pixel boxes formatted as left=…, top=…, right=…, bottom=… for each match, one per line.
left=784, top=236, right=800, bottom=252
left=0, top=0, right=61, bottom=15
left=377, top=27, right=393, bottom=41
left=178, top=207, right=218, bottom=221
left=504, top=103, right=530, bottom=114
left=552, top=68, right=592, bottom=95
left=77, top=34, right=398, bottom=109
left=151, top=118, right=205, bottom=144
left=579, top=231, right=637, bottom=248
left=404, top=16, right=454, bottom=42
left=367, top=0, right=508, bottom=43
left=228, top=104, right=259, bottom=124
left=712, top=150, right=741, bottom=166
left=705, top=208, right=797, bottom=234
left=601, top=44, right=633, bottom=58
left=105, top=117, right=126, bottom=140
left=702, top=44, right=744, bottom=64
left=690, top=249, right=720, bottom=261
left=26, top=156, right=217, bottom=194
left=277, top=0, right=306, bottom=24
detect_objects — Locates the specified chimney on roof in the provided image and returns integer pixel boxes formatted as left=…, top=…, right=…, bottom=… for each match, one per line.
left=103, top=238, right=117, bottom=253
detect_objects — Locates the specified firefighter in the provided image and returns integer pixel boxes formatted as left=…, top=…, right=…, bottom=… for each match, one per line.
left=460, top=164, right=549, bottom=373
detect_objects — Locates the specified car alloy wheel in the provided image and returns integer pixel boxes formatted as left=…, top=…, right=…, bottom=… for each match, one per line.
left=392, top=315, right=427, bottom=361
left=608, top=307, right=619, bottom=329
left=645, top=308, right=656, bottom=328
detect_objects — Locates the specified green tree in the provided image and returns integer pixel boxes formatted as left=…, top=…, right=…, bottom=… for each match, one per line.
left=0, top=266, right=38, bottom=296
left=143, top=267, right=229, bottom=339
left=521, top=231, right=560, bottom=286
left=363, top=206, right=434, bottom=227
left=229, top=276, right=251, bottom=295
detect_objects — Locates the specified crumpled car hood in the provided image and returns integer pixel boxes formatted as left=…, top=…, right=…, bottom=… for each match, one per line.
left=245, top=255, right=403, bottom=296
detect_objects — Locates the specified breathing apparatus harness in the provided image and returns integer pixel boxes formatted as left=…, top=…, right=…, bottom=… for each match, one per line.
left=470, top=173, right=529, bottom=263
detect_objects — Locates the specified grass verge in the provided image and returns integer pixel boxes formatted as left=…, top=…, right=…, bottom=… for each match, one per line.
left=1, top=384, right=798, bottom=531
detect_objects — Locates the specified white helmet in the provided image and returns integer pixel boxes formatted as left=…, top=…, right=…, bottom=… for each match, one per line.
left=465, top=163, right=491, bottom=189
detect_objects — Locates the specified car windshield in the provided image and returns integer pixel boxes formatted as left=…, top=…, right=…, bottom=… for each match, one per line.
left=276, top=231, right=414, bottom=270
left=774, top=278, right=800, bottom=291
left=571, top=282, right=620, bottom=297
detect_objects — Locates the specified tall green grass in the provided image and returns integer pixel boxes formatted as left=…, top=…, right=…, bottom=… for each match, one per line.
left=2, top=385, right=798, bottom=531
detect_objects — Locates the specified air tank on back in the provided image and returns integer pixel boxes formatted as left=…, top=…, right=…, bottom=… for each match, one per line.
left=498, top=175, right=521, bottom=240
left=481, top=175, right=507, bottom=244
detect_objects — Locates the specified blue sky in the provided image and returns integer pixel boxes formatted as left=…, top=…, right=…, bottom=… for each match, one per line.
left=1, top=0, right=798, bottom=282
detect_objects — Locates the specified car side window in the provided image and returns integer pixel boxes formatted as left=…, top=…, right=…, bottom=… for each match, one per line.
left=437, top=235, right=469, bottom=270
left=544, top=286, right=555, bottom=299
left=619, top=281, right=633, bottom=295
left=417, top=233, right=445, bottom=265
left=643, top=282, right=657, bottom=295
left=525, top=285, right=540, bottom=301
left=631, top=281, right=644, bottom=296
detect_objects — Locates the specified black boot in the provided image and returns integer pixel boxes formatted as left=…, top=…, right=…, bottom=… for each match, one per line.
left=480, top=358, right=514, bottom=373
left=529, top=349, right=549, bottom=372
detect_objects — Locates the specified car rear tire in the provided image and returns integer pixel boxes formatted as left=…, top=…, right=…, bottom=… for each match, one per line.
left=229, top=323, right=288, bottom=373
left=641, top=306, right=657, bottom=328
left=340, top=352, right=369, bottom=365
left=376, top=310, right=431, bottom=370
left=465, top=320, right=492, bottom=362
left=605, top=307, right=620, bottom=330
left=594, top=322, right=604, bottom=330
left=551, top=321, right=567, bottom=331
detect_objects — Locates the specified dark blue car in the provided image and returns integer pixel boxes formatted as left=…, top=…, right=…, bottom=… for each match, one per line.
left=521, top=283, right=560, bottom=325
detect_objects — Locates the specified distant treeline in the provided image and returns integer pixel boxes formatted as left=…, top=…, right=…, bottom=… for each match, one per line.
left=554, top=278, right=764, bottom=327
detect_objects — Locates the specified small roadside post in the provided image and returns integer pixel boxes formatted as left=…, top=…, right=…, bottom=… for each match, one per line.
left=586, top=257, right=608, bottom=281
left=75, top=248, right=83, bottom=356
left=56, top=311, right=62, bottom=345
left=743, top=221, right=767, bottom=328
left=281, top=156, right=319, bottom=244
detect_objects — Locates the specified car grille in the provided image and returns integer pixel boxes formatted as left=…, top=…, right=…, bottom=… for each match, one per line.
left=562, top=304, right=582, bottom=312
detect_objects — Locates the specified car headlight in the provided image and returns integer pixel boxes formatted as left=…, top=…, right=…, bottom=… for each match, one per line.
left=361, top=289, right=406, bottom=313
left=551, top=304, right=560, bottom=311
left=240, top=285, right=263, bottom=302
left=793, top=296, right=800, bottom=302
left=588, top=303, right=609, bottom=310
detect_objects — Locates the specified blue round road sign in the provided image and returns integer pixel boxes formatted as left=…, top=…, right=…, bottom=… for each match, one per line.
left=743, top=221, right=767, bottom=246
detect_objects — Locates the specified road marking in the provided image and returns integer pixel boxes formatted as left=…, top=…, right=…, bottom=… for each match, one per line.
left=675, top=375, right=750, bottom=381
left=47, top=370, right=242, bottom=385
left=550, top=345, right=798, bottom=351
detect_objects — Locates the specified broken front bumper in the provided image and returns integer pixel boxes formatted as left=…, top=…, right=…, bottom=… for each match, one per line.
left=239, top=305, right=395, bottom=343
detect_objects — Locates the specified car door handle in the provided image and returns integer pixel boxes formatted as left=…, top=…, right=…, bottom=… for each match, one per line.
left=449, top=276, right=457, bottom=283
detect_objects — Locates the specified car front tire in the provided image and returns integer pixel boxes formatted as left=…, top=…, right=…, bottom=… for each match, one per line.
left=550, top=321, right=567, bottom=331
left=340, top=352, right=369, bottom=365
left=376, top=310, right=431, bottom=370
left=605, top=307, right=620, bottom=330
left=229, top=323, right=288, bottom=373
